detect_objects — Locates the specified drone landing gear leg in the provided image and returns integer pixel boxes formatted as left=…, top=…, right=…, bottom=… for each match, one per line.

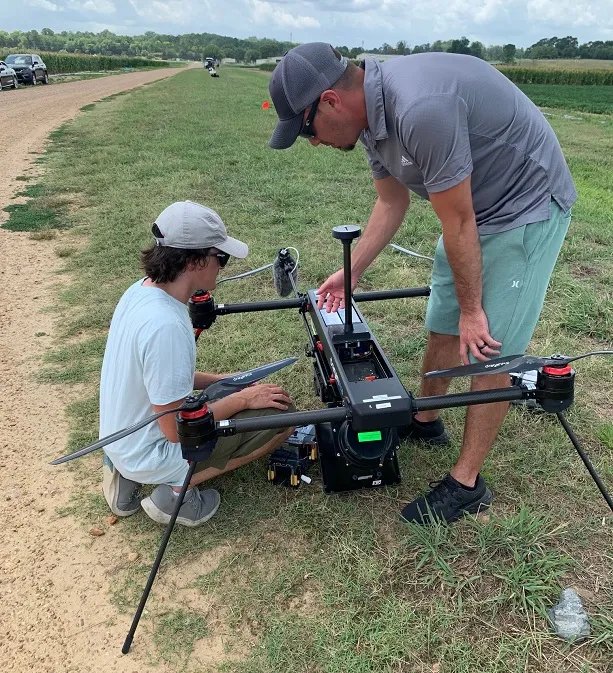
left=122, top=460, right=198, bottom=654
left=556, top=412, right=613, bottom=513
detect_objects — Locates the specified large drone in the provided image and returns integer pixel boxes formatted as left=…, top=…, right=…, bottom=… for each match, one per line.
left=51, top=225, right=612, bottom=654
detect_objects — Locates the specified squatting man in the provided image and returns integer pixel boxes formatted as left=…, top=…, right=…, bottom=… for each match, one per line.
left=268, top=43, right=577, bottom=524
left=100, top=201, right=295, bottom=527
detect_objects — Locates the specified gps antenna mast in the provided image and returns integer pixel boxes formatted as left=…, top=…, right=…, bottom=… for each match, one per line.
left=332, top=225, right=361, bottom=333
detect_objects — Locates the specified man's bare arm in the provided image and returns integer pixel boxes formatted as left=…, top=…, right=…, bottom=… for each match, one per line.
left=350, top=175, right=411, bottom=277
left=316, top=176, right=410, bottom=311
left=429, top=176, right=481, bottom=314
left=429, top=176, right=501, bottom=363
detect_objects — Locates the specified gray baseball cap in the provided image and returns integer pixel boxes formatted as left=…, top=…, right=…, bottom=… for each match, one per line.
left=153, top=201, right=248, bottom=258
left=268, top=42, right=348, bottom=150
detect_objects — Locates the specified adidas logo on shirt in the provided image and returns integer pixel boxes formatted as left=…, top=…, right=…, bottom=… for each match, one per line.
left=401, top=156, right=412, bottom=167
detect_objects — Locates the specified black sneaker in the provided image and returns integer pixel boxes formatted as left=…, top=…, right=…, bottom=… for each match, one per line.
left=400, top=473, right=492, bottom=525
left=397, top=417, right=450, bottom=446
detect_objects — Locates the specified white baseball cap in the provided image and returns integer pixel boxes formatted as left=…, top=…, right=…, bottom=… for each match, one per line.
left=153, top=201, right=248, bottom=258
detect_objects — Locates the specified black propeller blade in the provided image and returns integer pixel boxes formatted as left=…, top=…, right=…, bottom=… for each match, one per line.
left=49, top=400, right=200, bottom=465
left=50, top=357, right=298, bottom=465
left=424, top=351, right=613, bottom=379
left=203, top=357, right=298, bottom=400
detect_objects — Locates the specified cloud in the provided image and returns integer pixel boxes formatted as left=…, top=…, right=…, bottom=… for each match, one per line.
left=25, top=0, right=62, bottom=11
left=128, top=0, right=199, bottom=25
left=6, top=0, right=613, bottom=48
left=65, top=0, right=116, bottom=14
left=526, top=0, right=610, bottom=28
left=251, top=1, right=320, bottom=29
left=307, top=0, right=380, bottom=12
left=474, top=0, right=505, bottom=24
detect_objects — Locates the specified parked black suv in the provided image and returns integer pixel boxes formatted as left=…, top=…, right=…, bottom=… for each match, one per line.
left=4, top=54, right=49, bottom=85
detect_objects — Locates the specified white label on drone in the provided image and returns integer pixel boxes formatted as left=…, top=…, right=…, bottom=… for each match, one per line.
left=375, top=402, right=392, bottom=409
left=372, top=479, right=382, bottom=486
left=362, top=394, right=402, bottom=403
left=218, top=420, right=230, bottom=427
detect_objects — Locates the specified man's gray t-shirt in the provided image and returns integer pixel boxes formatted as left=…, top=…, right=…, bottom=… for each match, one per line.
left=99, top=280, right=196, bottom=486
left=360, top=53, right=577, bottom=233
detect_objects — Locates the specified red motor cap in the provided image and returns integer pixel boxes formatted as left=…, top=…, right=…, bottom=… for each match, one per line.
left=180, top=405, right=209, bottom=420
left=191, top=291, right=211, bottom=302
left=543, top=365, right=572, bottom=376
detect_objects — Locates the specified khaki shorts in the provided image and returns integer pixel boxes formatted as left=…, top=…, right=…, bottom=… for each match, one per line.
left=194, top=404, right=296, bottom=473
left=425, top=200, right=571, bottom=358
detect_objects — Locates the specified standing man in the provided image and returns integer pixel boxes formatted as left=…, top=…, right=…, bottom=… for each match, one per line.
left=267, top=43, right=576, bottom=524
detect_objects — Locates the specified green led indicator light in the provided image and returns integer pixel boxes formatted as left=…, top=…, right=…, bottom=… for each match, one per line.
left=357, top=431, right=382, bottom=442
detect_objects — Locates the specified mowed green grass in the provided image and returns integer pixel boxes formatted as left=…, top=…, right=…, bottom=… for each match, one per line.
left=6, top=68, right=613, bottom=671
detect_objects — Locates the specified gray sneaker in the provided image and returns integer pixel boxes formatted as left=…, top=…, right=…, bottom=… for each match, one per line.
left=102, top=455, right=141, bottom=516
left=141, top=484, right=221, bottom=527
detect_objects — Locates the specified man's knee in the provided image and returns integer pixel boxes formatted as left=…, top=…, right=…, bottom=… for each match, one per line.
left=428, top=331, right=459, bottom=346
left=470, top=372, right=511, bottom=390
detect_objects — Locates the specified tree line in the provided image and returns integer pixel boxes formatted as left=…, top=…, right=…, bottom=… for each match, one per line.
left=0, top=29, right=611, bottom=63
left=525, top=36, right=613, bottom=60
left=341, top=36, right=613, bottom=62
left=341, top=38, right=522, bottom=63
left=0, top=28, right=293, bottom=62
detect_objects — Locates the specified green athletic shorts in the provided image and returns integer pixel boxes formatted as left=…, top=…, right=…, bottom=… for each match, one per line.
left=195, top=404, right=296, bottom=473
left=425, top=200, right=571, bottom=357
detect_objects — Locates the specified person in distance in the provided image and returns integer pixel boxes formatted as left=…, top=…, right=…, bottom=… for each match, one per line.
left=100, top=201, right=295, bottom=527
left=267, top=43, right=576, bottom=525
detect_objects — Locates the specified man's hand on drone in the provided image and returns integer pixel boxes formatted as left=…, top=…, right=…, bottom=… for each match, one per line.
left=316, top=269, right=359, bottom=312
left=459, top=308, right=501, bottom=365
left=235, top=384, right=293, bottom=411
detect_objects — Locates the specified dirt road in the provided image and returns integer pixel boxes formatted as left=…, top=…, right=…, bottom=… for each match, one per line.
left=0, top=66, right=196, bottom=673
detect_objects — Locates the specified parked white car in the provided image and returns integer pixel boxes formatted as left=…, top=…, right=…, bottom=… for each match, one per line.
left=0, top=61, right=19, bottom=90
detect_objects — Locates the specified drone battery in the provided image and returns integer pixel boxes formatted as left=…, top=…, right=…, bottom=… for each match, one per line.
left=267, top=425, right=318, bottom=488
left=316, top=421, right=401, bottom=494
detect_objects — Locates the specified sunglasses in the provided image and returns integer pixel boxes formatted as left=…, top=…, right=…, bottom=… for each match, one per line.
left=210, top=251, right=230, bottom=268
left=299, top=96, right=320, bottom=139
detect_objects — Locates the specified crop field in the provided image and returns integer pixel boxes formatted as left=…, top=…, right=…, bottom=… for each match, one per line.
left=0, top=51, right=180, bottom=74
left=516, top=59, right=613, bottom=70
left=4, top=67, right=612, bottom=672
left=498, top=66, right=613, bottom=85
left=517, top=84, right=613, bottom=114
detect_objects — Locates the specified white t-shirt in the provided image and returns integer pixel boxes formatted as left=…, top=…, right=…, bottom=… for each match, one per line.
left=99, top=279, right=196, bottom=486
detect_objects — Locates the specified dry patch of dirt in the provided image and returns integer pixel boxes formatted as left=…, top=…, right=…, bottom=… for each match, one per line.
left=0, top=62, right=240, bottom=673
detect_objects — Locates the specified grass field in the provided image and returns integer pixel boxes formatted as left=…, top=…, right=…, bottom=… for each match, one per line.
left=5, top=68, right=613, bottom=671
left=517, top=84, right=613, bottom=114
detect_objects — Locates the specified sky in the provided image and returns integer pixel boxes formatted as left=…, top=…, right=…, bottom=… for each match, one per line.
left=8, top=0, right=613, bottom=49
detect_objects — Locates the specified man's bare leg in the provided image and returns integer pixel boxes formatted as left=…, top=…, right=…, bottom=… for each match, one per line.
left=414, top=331, right=459, bottom=423
left=412, top=331, right=511, bottom=486
left=450, top=373, right=510, bottom=487
left=188, top=428, right=294, bottom=487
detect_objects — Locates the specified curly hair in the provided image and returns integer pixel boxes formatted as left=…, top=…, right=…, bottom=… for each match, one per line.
left=140, top=244, right=212, bottom=283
